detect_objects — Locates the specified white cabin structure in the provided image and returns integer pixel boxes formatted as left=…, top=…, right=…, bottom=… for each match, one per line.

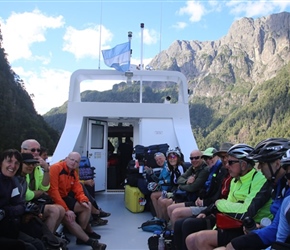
left=52, top=69, right=198, bottom=192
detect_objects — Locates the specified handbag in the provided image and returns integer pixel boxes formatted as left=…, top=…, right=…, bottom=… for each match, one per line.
left=216, top=213, right=243, bottom=229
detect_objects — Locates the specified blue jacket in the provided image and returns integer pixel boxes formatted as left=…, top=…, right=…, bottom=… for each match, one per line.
left=253, top=177, right=290, bottom=246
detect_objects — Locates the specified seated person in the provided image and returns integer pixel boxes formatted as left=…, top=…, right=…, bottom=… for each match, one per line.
left=48, top=152, right=106, bottom=250
left=20, top=152, right=65, bottom=234
left=225, top=141, right=290, bottom=250
left=168, top=144, right=231, bottom=229
left=146, top=152, right=171, bottom=216
left=21, top=139, right=65, bottom=234
left=185, top=143, right=273, bottom=250
left=152, top=148, right=186, bottom=221
left=0, top=149, right=45, bottom=250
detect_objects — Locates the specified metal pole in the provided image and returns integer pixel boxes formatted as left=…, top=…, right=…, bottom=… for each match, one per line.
left=140, top=23, right=144, bottom=70
left=128, top=31, right=132, bottom=71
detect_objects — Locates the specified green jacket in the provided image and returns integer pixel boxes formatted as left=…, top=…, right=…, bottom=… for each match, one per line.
left=177, top=162, right=209, bottom=193
left=216, top=168, right=273, bottom=222
left=25, top=166, right=50, bottom=201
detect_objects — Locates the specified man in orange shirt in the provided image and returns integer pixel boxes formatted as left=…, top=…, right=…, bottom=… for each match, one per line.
left=48, top=152, right=106, bottom=250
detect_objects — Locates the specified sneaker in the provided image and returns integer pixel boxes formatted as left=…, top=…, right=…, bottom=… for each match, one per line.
left=76, top=238, right=106, bottom=250
left=91, top=239, right=107, bottom=250
left=85, top=231, right=101, bottom=240
left=91, top=217, right=108, bottom=226
left=98, top=208, right=111, bottom=218
left=55, top=232, right=70, bottom=244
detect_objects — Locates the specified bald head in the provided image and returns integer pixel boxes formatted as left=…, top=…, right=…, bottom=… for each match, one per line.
left=189, top=150, right=203, bottom=168
left=65, top=152, right=81, bottom=170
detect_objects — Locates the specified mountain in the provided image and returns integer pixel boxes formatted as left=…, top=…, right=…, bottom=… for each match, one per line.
left=0, top=30, right=59, bottom=152
left=44, top=11, right=290, bottom=149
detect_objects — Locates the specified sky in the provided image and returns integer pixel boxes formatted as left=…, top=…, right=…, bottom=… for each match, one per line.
left=1, top=0, right=290, bottom=115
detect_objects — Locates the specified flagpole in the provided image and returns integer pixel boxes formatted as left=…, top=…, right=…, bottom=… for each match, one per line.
left=128, top=31, right=132, bottom=71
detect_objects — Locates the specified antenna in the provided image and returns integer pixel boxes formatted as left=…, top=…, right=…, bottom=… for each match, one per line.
left=158, top=2, right=163, bottom=70
left=98, top=0, right=103, bottom=69
left=140, top=23, right=144, bottom=70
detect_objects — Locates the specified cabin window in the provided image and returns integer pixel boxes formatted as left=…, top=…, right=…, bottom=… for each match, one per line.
left=90, top=124, right=104, bottom=149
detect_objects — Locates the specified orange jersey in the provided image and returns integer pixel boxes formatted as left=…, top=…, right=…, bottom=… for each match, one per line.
left=48, top=161, right=89, bottom=211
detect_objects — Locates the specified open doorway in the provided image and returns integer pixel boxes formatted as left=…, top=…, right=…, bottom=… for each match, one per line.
left=107, top=123, right=133, bottom=190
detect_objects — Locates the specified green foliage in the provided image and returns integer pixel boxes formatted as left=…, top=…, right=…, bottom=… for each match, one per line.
left=0, top=30, right=59, bottom=153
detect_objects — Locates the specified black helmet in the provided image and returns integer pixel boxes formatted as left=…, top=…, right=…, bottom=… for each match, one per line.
left=247, top=138, right=290, bottom=163
left=281, top=149, right=290, bottom=170
left=227, top=144, right=254, bottom=160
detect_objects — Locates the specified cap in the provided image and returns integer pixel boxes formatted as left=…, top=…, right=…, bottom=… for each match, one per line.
left=202, top=147, right=217, bottom=157
left=214, top=142, right=234, bottom=157
left=21, top=153, right=39, bottom=164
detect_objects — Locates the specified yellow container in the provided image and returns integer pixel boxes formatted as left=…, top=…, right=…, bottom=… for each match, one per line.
left=124, top=185, right=145, bottom=213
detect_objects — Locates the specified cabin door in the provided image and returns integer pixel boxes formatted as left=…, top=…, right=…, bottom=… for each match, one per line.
left=87, top=119, right=107, bottom=191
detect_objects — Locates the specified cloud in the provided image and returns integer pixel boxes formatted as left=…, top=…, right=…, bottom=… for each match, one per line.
left=226, top=0, right=290, bottom=18
left=139, top=28, right=159, bottom=45
left=13, top=66, right=71, bottom=115
left=63, top=25, right=113, bottom=59
left=172, top=22, right=188, bottom=30
left=177, top=1, right=206, bottom=22
left=1, top=9, right=64, bottom=63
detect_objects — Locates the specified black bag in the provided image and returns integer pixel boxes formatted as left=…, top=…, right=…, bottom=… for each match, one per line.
left=133, top=143, right=169, bottom=167
left=148, top=230, right=175, bottom=250
left=148, top=235, right=159, bottom=250
left=144, top=143, right=169, bottom=168
left=271, top=241, right=290, bottom=250
left=126, top=160, right=143, bottom=187
left=21, top=216, right=68, bottom=250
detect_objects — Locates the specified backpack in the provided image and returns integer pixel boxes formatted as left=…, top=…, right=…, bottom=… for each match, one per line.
left=133, top=143, right=169, bottom=168
left=139, top=219, right=166, bottom=232
left=79, top=156, right=95, bottom=180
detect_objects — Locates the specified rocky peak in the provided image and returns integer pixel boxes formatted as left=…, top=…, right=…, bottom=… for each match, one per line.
left=151, top=12, right=290, bottom=90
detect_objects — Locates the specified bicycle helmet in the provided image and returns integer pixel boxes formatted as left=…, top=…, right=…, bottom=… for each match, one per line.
left=147, top=182, right=159, bottom=192
left=166, top=147, right=181, bottom=157
left=247, top=138, right=290, bottom=163
left=281, top=149, right=290, bottom=170
left=227, top=144, right=254, bottom=160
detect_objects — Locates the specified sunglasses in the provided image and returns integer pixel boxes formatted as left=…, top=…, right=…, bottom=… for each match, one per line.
left=228, top=160, right=240, bottom=166
left=203, top=156, right=213, bottom=160
left=168, top=154, right=177, bottom=159
left=23, top=148, right=41, bottom=153
left=190, top=156, right=200, bottom=160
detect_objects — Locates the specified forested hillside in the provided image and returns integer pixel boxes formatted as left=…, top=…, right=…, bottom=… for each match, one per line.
left=0, top=30, right=59, bottom=152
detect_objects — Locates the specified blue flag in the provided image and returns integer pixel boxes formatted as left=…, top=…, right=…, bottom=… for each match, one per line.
left=102, top=42, right=131, bottom=72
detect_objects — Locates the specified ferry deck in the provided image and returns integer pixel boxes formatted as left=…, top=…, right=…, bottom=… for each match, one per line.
left=66, top=191, right=152, bottom=250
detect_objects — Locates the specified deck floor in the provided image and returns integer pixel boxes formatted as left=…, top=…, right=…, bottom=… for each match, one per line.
left=66, top=192, right=153, bottom=250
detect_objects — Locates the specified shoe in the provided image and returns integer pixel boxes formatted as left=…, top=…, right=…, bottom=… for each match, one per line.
left=91, top=217, right=108, bottom=226
left=91, top=239, right=107, bottom=250
left=98, top=208, right=111, bottom=218
left=76, top=238, right=106, bottom=249
left=85, top=231, right=101, bottom=240
left=55, top=232, right=70, bottom=244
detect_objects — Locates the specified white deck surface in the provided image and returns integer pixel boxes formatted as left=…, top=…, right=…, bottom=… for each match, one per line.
left=66, top=192, right=153, bottom=250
